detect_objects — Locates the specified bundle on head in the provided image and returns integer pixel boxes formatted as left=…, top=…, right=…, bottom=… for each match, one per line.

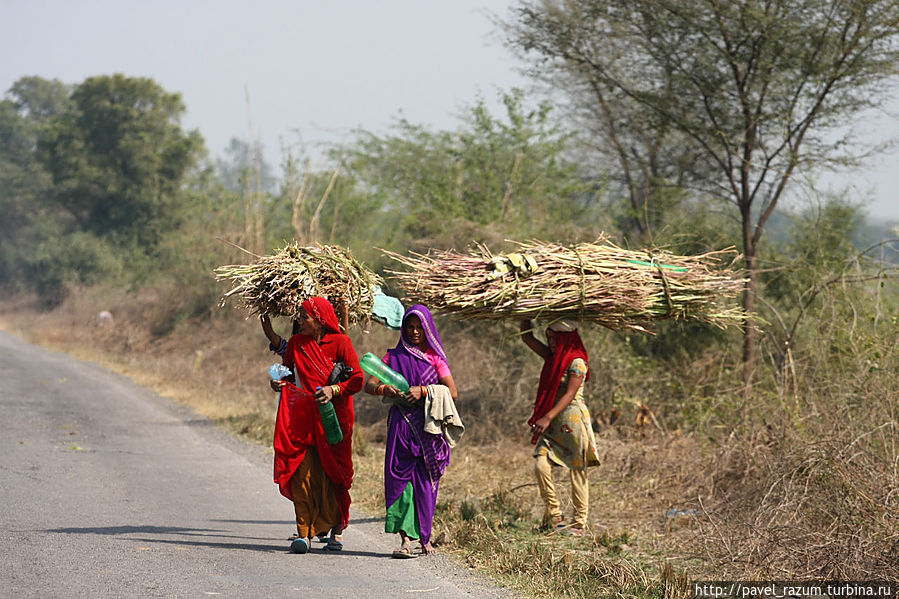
left=382, top=236, right=747, bottom=333
left=215, top=242, right=382, bottom=327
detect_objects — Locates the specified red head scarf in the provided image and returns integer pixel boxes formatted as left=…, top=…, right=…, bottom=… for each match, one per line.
left=528, top=329, right=590, bottom=427
left=302, top=296, right=341, bottom=333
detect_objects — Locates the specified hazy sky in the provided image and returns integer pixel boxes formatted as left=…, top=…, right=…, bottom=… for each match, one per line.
left=2, top=1, right=526, bottom=154
left=3, top=0, right=898, bottom=221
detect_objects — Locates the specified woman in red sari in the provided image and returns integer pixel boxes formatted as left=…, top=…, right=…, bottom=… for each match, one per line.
left=270, top=297, right=363, bottom=554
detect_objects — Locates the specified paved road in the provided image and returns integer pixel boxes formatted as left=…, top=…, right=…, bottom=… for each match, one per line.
left=0, top=331, right=513, bottom=599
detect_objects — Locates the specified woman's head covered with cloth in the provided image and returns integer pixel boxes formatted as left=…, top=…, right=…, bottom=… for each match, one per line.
left=548, top=319, right=578, bottom=333
left=390, top=304, right=447, bottom=387
left=300, top=296, right=341, bottom=335
left=528, top=319, right=589, bottom=426
left=289, top=297, right=344, bottom=391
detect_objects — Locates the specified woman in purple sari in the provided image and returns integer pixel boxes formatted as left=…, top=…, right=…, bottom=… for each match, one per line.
left=364, top=305, right=459, bottom=558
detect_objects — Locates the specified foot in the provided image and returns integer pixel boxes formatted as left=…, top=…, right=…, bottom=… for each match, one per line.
left=565, top=525, right=587, bottom=537
left=392, top=534, right=418, bottom=559
left=290, top=537, right=310, bottom=554
left=540, top=514, right=565, bottom=532
left=323, top=534, right=344, bottom=551
left=391, top=545, right=417, bottom=559
left=420, top=541, right=436, bottom=555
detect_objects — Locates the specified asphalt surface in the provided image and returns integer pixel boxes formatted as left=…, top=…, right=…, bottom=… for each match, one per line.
left=0, top=330, right=515, bottom=599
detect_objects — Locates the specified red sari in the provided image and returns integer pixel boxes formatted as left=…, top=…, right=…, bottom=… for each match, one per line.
left=272, top=300, right=363, bottom=532
left=528, top=330, right=590, bottom=427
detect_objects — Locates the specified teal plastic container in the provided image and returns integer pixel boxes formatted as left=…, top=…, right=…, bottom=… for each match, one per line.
left=359, top=352, right=410, bottom=392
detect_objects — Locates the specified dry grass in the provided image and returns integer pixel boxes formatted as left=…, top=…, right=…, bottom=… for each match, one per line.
left=383, top=237, right=746, bottom=333
left=215, top=242, right=382, bottom=327
left=350, top=426, right=702, bottom=597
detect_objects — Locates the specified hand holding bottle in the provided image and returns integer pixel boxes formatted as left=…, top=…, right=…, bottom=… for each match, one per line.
left=314, top=385, right=335, bottom=404
left=404, top=385, right=427, bottom=404
left=380, top=384, right=402, bottom=398
left=359, top=352, right=410, bottom=393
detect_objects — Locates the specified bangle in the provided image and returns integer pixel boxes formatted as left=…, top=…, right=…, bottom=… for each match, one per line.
left=331, top=384, right=340, bottom=396
left=421, top=385, right=427, bottom=397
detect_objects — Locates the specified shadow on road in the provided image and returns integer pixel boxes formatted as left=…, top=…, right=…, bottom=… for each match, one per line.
left=128, top=537, right=394, bottom=557
left=46, top=525, right=282, bottom=549
left=125, top=537, right=289, bottom=553
left=44, top=524, right=395, bottom=557
left=211, top=516, right=385, bottom=525
left=209, top=519, right=296, bottom=526
left=47, top=525, right=228, bottom=536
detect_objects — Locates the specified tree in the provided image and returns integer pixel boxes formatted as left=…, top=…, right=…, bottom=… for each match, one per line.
left=342, top=90, right=592, bottom=250
left=0, top=77, right=70, bottom=288
left=504, top=0, right=899, bottom=393
left=8, top=76, right=71, bottom=125
left=215, top=137, right=276, bottom=194
left=39, top=74, right=203, bottom=249
left=262, top=152, right=387, bottom=268
left=0, top=100, right=42, bottom=240
left=764, top=198, right=864, bottom=305
left=214, top=137, right=276, bottom=254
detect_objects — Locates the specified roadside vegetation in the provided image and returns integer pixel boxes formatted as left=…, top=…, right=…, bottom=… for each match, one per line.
left=3, top=2, right=899, bottom=596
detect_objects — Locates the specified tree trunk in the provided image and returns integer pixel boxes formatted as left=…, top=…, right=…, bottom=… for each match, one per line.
left=741, top=224, right=757, bottom=399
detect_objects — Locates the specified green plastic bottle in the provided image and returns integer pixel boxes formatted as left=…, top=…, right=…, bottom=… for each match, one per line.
left=359, top=352, right=410, bottom=392
left=315, top=387, right=343, bottom=445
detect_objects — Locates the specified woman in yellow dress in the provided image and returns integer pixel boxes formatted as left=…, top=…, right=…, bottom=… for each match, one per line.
left=519, top=319, right=599, bottom=536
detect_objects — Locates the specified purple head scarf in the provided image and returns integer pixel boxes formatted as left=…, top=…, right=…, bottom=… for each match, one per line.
left=387, top=305, right=447, bottom=387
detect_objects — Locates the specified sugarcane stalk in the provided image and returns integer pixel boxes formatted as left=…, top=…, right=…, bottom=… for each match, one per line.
left=215, top=242, right=382, bottom=326
left=380, top=236, right=746, bottom=333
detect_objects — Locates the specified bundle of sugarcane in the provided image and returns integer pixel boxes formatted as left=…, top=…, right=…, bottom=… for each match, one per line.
left=215, top=242, right=382, bottom=326
left=382, top=236, right=746, bottom=333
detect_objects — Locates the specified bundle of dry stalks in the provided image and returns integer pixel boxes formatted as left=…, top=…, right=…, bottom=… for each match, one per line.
left=383, top=236, right=746, bottom=332
left=215, top=242, right=382, bottom=326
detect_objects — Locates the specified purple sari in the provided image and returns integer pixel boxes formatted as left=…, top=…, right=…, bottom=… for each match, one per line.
left=384, top=305, right=451, bottom=545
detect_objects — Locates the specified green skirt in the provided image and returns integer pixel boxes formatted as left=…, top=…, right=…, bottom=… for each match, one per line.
left=385, top=481, right=421, bottom=538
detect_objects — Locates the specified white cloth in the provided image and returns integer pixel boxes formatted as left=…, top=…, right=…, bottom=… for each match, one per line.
left=548, top=319, right=579, bottom=332
left=423, top=384, right=465, bottom=448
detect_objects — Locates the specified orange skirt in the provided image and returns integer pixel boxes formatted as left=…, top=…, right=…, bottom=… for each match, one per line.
left=289, top=448, right=341, bottom=539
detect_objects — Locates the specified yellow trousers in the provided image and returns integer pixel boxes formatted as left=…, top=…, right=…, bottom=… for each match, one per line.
left=534, top=453, right=589, bottom=528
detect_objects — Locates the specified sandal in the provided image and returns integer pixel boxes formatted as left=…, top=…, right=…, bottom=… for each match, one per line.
left=565, top=526, right=587, bottom=537
left=290, top=537, right=310, bottom=554
left=540, top=515, right=565, bottom=532
left=391, top=546, right=417, bottom=559
left=323, top=535, right=344, bottom=551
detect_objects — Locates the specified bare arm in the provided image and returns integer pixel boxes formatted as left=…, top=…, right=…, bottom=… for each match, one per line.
left=364, top=374, right=402, bottom=398
left=438, top=374, right=458, bottom=401
left=269, top=333, right=292, bottom=391
left=260, top=314, right=282, bottom=347
left=519, top=319, right=549, bottom=360
left=335, top=298, right=350, bottom=332
left=530, top=371, right=585, bottom=435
